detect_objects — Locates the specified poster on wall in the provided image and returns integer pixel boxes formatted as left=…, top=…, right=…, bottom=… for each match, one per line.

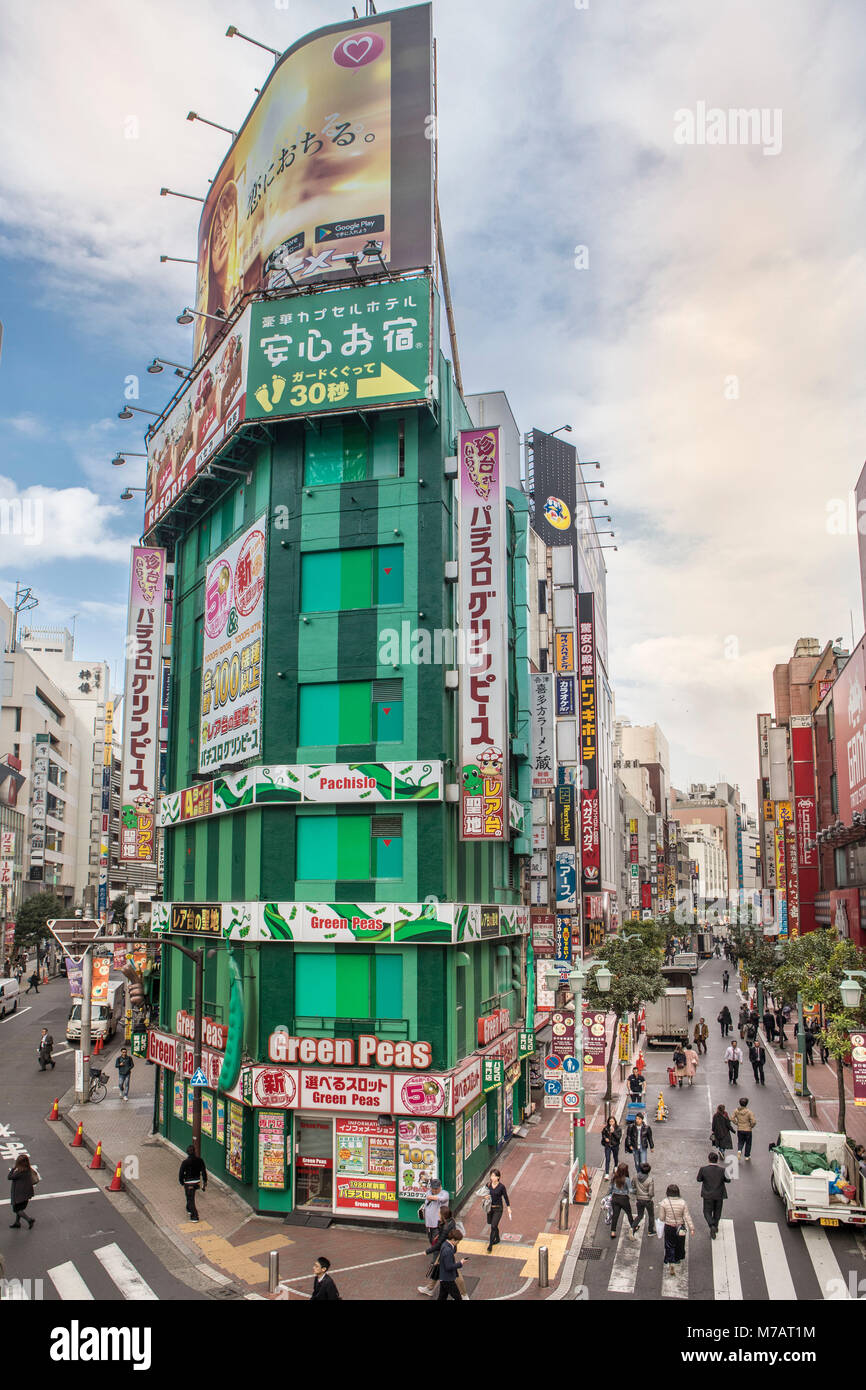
left=397, top=1119, right=438, bottom=1201
left=464, top=1111, right=472, bottom=1160
left=334, top=1117, right=398, bottom=1214
left=119, top=547, right=166, bottom=862
left=258, top=1110, right=287, bottom=1189
left=851, top=1032, right=866, bottom=1107
left=158, top=1070, right=165, bottom=1127
left=454, top=1117, right=463, bottom=1194
left=201, top=1092, right=214, bottom=1138
left=216, top=1098, right=226, bottom=1145
left=226, top=1101, right=245, bottom=1180
left=472, top=1107, right=482, bottom=1153
left=173, top=1079, right=185, bottom=1118
left=200, top=516, right=268, bottom=772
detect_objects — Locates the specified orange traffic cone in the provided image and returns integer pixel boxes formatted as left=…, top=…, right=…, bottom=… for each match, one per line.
left=47, top=1098, right=60, bottom=1121
left=635, top=1052, right=646, bottom=1074
left=575, top=1166, right=591, bottom=1204
left=89, top=1141, right=104, bottom=1170
left=70, top=1121, right=84, bottom=1148
left=106, top=1161, right=125, bottom=1193
left=92, top=1035, right=102, bottom=1055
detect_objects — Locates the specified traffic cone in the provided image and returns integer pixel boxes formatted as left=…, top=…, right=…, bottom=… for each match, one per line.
left=47, top=1098, right=60, bottom=1121
left=93, top=1035, right=102, bottom=1055
left=89, top=1141, right=104, bottom=1170
left=70, top=1121, right=84, bottom=1148
left=106, top=1161, right=125, bottom=1193
left=636, top=1052, right=646, bottom=1074
left=575, top=1165, right=591, bottom=1204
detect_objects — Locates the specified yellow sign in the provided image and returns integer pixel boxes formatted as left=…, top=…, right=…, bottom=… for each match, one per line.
left=103, top=701, right=114, bottom=767
left=356, top=363, right=420, bottom=397
left=555, top=632, right=575, bottom=673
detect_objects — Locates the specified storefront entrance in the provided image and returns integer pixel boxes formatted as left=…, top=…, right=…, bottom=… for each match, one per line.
left=293, top=1113, right=403, bottom=1218
left=294, top=1116, right=334, bottom=1210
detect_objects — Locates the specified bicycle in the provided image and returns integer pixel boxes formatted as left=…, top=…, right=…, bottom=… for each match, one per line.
left=89, top=1068, right=108, bottom=1103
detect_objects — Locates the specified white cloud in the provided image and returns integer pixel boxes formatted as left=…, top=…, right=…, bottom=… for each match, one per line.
left=2, top=414, right=48, bottom=438
left=0, top=475, right=137, bottom=567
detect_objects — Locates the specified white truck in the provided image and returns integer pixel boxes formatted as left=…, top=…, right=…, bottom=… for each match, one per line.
left=672, top=951, right=698, bottom=974
left=66, top=980, right=126, bottom=1043
left=644, top=988, right=690, bottom=1047
left=771, top=1130, right=866, bottom=1228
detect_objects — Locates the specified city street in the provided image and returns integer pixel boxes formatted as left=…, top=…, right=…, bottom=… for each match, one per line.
left=572, top=955, right=866, bottom=1302
left=0, top=974, right=207, bottom=1300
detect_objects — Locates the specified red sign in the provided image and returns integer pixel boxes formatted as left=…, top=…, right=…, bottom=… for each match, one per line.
left=583, top=1007, right=607, bottom=1072
left=850, top=1031, right=866, bottom=1107
left=267, top=1030, right=432, bottom=1069
left=581, top=789, right=601, bottom=888
left=551, top=1009, right=576, bottom=1060
left=147, top=1028, right=178, bottom=1071
left=477, top=1007, right=511, bottom=1047
left=831, top=641, right=866, bottom=822
left=335, top=1117, right=398, bottom=1215
left=181, top=783, right=214, bottom=821
left=176, top=1010, right=227, bottom=1051
left=791, top=724, right=818, bottom=933
left=641, top=883, right=652, bottom=910
left=253, top=1068, right=297, bottom=1108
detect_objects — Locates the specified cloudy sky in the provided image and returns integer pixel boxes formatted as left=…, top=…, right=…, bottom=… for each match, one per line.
left=1, top=0, right=864, bottom=806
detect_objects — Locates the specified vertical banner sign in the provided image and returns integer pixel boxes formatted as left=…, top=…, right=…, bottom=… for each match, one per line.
left=530, top=674, right=556, bottom=789
left=578, top=593, right=600, bottom=892
left=91, top=952, right=111, bottom=1004
left=257, top=1111, right=287, bottom=1189
left=556, top=785, right=575, bottom=845
left=583, top=1007, right=607, bottom=1071
left=98, top=699, right=113, bottom=917
left=200, top=516, right=267, bottom=772
left=555, top=849, right=577, bottom=910
left=551, top=1009, right=576, bottom=1060
left=459, top=428, right=508, bottom=840
left=785, top=820, right=800, bottom=936
left=791, top=723, right=818, bottom=934
left=30, top=733, right=49, bottom=880
left=335, top=1117, right=398, bottom=1215
left=850, top=1032, right=866, bottom=1107
left=554, top=915, right=572, bottom=963
left=775, top=802, right=791, bottom=936
left=120, top=548, right=167, bottom=862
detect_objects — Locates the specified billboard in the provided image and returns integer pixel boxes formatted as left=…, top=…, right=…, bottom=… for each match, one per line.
left=831, top=639, right=866, bottom=823
left=192, top=6, right=433, bottom=361
left=578, top=592, right=600, bottom=891
left=458, top=428, right=508, bottom=840
left=200, top=517, right=268, bottom=772
left=120, top=548, right=166, bottom=862
left=29, top=734, right=49, bottom=880
left=791, top=722, right=818, bottom=933
left=530, top=674, right=555, bottom=789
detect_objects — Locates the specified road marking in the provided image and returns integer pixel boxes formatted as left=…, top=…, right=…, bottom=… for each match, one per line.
left=48, top=1261, right=95, bottom=1300
left=51, top=1047, right=74, bottom=1058
left=196, top=1262, right=232, bottom=1285
left=607, top=1221, right=641, bottom=1293
left=0, top=1006, right=32, bottom=1023
left=712, top=1219, right=743, bottom=1299
left=93, top=1243, right=158, bottom=1301
left=508, top=1153, right=535, bottom=1192
left=517, top=1231, right=569, bottom=1280
left=801, top=1226, right=852, bottom=1299
left=755, top=1222, right=797, bottom=1300
left=662, top=1249, right=689, bottom=1299
left=0, top=1188, right=100, bottom=1206
left=278, top=1249, right=428, bottom=1283
left=541, top=1115, right=559, bottom=1138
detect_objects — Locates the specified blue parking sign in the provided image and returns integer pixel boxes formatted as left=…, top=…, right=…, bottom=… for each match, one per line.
left=544, top=1079, right=562, bottom=1096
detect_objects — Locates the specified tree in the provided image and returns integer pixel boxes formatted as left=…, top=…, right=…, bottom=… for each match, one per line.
left=14, top=893, right=65, bottom=957
left=773, top=931, right=866, bottom=1135
left=110, top=894, right=128, bottom=924
left=582, top=933, right=667, bottom=1107
left=729, top=925, right=779, bottom=1002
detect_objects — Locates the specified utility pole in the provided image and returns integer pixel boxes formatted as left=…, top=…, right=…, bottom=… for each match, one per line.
left=78, top=948, right=93, bottom=1104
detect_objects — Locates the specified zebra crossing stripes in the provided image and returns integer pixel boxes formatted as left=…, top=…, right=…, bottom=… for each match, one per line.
left=754, top=1222, right=797, bottom=1300
left=801, top=1226, right=852, bottom=1300
left=93, top=1243, right=158, bottom=1300
left=607, top=1223, right=643, bottom=1292
left=710, top=1219, right=742, bottom=1300
left=47, top=1261, right=95, bottom=1300
left=661, top=1248, right=689, bottom=1299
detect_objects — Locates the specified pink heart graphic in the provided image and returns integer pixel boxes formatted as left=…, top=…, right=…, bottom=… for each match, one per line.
left=333, top=32, right=384, bottom=68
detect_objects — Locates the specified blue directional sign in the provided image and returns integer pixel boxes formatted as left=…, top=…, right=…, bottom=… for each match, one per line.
left=190, top=1067, right=208, bottom=1087
left=562, top=1056, right=581, bottom=1073
left=544, top=1079, right=562, bottom=1096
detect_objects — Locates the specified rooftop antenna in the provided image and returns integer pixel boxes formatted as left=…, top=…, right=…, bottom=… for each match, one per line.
left=10, top=581, right=38, bottom=652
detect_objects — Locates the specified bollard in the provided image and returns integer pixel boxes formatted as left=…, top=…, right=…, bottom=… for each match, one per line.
left=268, top=1250, right=280, bottom=1296
left=538, top=1245, right=549, bottom=1288
left=808, top=1095, right=818, bottom=1119
left=558, top=1194, right=570, bottom=1231
left=786, top=1054, right=793, bottom=1075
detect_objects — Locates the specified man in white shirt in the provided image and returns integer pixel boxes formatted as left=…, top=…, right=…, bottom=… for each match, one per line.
left=725, top=1042, right=742, bottom=1086
left=422, top=1179, right=449, bottom=1243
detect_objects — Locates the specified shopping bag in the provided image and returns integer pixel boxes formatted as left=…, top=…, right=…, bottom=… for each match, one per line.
left=655, top=1218, right=664, bottom=1240
left=601, top=1195, right=613, bottom=1226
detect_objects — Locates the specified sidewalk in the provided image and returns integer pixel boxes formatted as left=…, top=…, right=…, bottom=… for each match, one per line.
left=46, top=1038, right=632, bottom=1300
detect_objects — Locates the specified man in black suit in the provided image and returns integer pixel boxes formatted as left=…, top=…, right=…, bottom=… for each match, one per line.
left=696, top=1152, right=729, bottom=1239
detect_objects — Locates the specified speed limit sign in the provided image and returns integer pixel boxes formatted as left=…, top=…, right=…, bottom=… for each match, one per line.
left=562, top=1091, right=580, bottom=1110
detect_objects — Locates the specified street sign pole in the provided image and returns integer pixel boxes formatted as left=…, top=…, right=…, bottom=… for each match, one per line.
left=78, top=947, right=93, bottom=1105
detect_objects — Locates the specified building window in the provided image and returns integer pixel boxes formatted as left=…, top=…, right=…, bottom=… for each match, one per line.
left=296, top=814, right=403, bottom=881
left=830, top=773, right=838, bottom=817
left=300, top=545, right=403, bottom=612
left=304, top=420, right=370, bottom=485
left=834, top=847, right=848, bottom=887
left=294, top=950, right=403, bottom=1019
left=298, top=678, right=403, bottom=746
left=537, top=580, right=547, bottom=614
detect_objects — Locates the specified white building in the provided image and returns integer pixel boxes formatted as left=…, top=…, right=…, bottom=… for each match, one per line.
left=682, top=822, right=729, bottom=901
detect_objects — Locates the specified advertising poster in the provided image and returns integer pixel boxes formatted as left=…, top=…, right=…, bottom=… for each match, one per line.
left=216, top=1098, right=226, bottom=1145
left=91, top=953, right=111, bottom=1004
left=65, top=959, right=83, bottom=996
left=192, top=5, right=433, bottom=361
left=120, top=547, right=166, bottom=862
left=851, top=1032, right=866, bottom=1107
left=200, top=516, right=267, bottom=772
left=397, top=1119, right=438, bottom=1201
left=583, top=1008, right=608, bottom=1072
left=830, top=640, right=866, bottom=822
left=454, top=1116, right=463, bottom=1194
left=472, top=1107, right=482, bottom=1152
left=459, top=426, right=508, bottom=840
left=530, top=673, right=556, bottom=789
left=226, top=1101, right=245, bottom=1180
left=186, top=1086, right=195, bottom=1125
left=464, top=1110, right=473, bottom=1158
left=158, top=1070, right=165, bottom=1127
left=258, top=1110, right=287, bottom=1189
left=201, top=1092, right=214, bottom=1138
left=335, top=1117, right=397, bottom=1214
left=173, top=1079, right=185, bottom=1118
left=551, top=1009, right=576, bottom=1061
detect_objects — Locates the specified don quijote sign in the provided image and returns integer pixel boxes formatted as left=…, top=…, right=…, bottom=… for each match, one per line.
left=176, top=1010, right=227, bottom=1051
left=267, top=1028, right=432, bottom=1069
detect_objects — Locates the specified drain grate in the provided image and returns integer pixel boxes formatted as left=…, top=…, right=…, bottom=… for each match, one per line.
left=580, top=1246, right=604, bottom=1261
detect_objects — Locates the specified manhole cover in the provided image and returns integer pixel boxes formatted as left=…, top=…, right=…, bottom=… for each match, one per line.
left=580, top=1247, right=604, bottom=1261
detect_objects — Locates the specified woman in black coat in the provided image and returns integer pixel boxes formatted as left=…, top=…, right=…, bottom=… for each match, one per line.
left=718, top=1006, right=733, bottom=1038
left=711, top=1104, right=735, bottom=1153
left=8, top=1154, right=37, bottom=1229
left=601, top=1117, right=622, bottom=1178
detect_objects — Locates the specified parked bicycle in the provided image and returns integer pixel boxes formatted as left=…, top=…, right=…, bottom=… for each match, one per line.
left=89, top=1068, right=108, bottom=1103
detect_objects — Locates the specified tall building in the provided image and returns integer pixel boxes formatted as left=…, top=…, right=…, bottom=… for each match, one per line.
left=681, top=823, right=728, bottom=901
left=670, top=782, right=745, bottom=905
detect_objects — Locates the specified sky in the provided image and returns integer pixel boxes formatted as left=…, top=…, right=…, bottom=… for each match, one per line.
left=1, top=0, right=864, bottom=809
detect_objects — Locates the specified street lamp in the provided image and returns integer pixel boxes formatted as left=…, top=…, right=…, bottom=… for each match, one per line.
left=187, top=111, right=238, bottom=139
left=147, top=357, right=192, bottom=377
left=544, top=958, right=611, bottom=1174
left=118, top=405, right=160, bottom=419
left=176, top=306, right=227, bottom=326
left=120, top=488, right=145, bottom=501
left=839, top=972, right=866, bottom=1008
left=112, top=452, right=146, bottom=466
left=225, top=24, right=281, bottom=59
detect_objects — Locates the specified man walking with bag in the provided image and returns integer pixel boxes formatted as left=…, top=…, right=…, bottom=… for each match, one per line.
left=37, top=1028, right=55, bottom=1071
left=178, top=1143, right=208, bottom=1221
left=696, top=1151, right=729, bottom=1240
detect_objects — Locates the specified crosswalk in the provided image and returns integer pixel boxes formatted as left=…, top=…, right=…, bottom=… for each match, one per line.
left=599, top=1218, right=859, bottom=1300
left=2, top=1244, right=158, bottom=1301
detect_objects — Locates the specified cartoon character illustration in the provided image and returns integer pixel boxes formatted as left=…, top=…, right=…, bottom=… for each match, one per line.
left=461, top=764, right=483, bottom=795
left=121, top=806, right=138, bottom=829
left=543, top=495, right=571, bottom=530
left=477, top=747, right=503, bottom=778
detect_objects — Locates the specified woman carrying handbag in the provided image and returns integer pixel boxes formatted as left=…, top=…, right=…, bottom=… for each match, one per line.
left=483, top=1168, right=512, bottom=1252
left=711, top=1103, right=735, bottom=1153
left=8, top=1153, right=39, bottom=1229
left=659, top=1183, right=694, bottom=1275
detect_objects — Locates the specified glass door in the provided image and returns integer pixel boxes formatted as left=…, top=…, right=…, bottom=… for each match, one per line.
left=294, top=1116, right=334, bottom=1210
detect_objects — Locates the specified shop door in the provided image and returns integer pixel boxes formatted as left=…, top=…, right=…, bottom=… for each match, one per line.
left=295, top=1116, right=334, bottom=1210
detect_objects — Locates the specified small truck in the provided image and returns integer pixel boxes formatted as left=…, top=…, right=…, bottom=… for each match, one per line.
left=770, top=1130, right=866, bottom=1228
left=644, top=989, right=690, bottom=1047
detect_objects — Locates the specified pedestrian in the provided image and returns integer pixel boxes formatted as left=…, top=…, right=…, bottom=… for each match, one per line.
left=37, top=1028, right=55, bottom=1071
left=696, top=1152, right=729, bottom=1240
left=722, top=969, right=730, bottom=993
left=483, top=1167, right=511, bottom=1252
left=3, top=956, right=10, bottom=978
left=609, top=1163, right=640, bottom=1239
left=672, top=1043, right=688, bottom=1087
left=818, top=1030, right=830, bottom=1066
left=25, top=970, right=40, bottom=995
left=115, top=1047, right=134, bottom=1100
left=738, top=1004, right=749, bottom=1039
left=633, top=1162, right=655, bottom=1235
left=724, top=1041, right=742, bottom=1086
left=711, top=1103, right=735, bottom=1153
left=8, top=1153, right=38, bottom=1229
left=600, top=1115, right=622, bottom=1178
left=693, top=1017, right=708, bottom=1055
left=803, top=1025, right=815, bottom=1066
left=420, top=1208, right=469, bottom=1298
left=625, top=1113, right=654, bottom=1170
left=436, top=1231, right=466, bottom=1300
left=749, top=1040, right=766, bottom=1086
left=178, top=1143, right=208, bottom=1220
left=627, top=1068, right=645, bottom=1104
left=775, top=1009, right=788, bottom=1046
left=762, top=1007, right=776, bottom=1042
left=718, top=1005, right=732, bottom=1038
left=421, top=1177, right=449, bottom=1249
left=744, top=1021, right=758, bottom=1047
left=310, top=1255, right=341, bottom=1300
left=659, top=1183, right=695, bottom=1274
left=684, top=1045, right=699, bottom=1086
left=731, top=1097, right=757, bottom=1160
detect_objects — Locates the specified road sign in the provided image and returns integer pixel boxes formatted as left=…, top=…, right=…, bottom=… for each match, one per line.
left=47, top=919, right=104, bottom=963
left=561, top=1073, right=582, bottom=1092
left=562, top=1055, right=581, bottom=1073
left=544, top=1054, right=562, bottom=1072
left=190, top=1068, right=208, bottom=1087
left=563, top=1091, right=579, bottom=1110
left=544, top=1091, right=562, bottom=1109
left=544, top=1078, right=562, bottom=1096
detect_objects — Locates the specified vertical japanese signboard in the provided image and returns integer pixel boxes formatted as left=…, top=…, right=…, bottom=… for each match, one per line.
left=831, top=639, right=866, bottom=822
left=335, top=1117, right=398, bottom=1215
left=459, top=427, right=508, bottom=840
left=120, top=548, right=166, bottom=863
left=578, top=593, right=600, bottom=892
left=29, top=733, right=49, bottom=881
left=98, top=700, right=113, bottom=917
left=397, top=1119, right=438, bottom=1202
left=791, top=721, right=818, bottom=934
left=583, top=1007, right=607, bottom=1071
left=257, top=1110, right=287, bottom=1189
left=850, top=1032, right=866, bottom=1107
left=530, top=674, right=556, bottom=789
left=200, top=516, right=267, bottom=772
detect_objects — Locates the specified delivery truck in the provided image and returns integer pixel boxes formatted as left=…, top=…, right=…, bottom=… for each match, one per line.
left=644, top=988, right=690, bottom=1047
left=771, top=1130, right=866, bottom=1228
left=66, top=979, right=126, bottom=1043
left=672, top=951, right=698, bottom=974
left=695, top=931, right=714, bottom=959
